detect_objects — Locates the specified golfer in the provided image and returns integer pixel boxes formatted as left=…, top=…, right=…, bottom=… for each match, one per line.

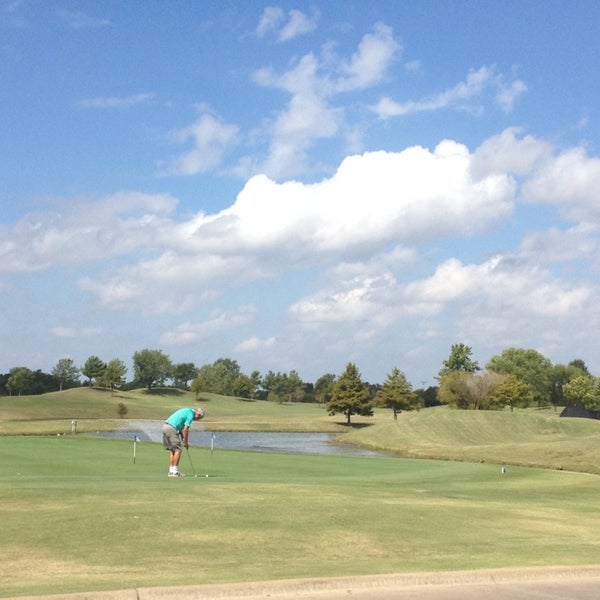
left=162, top=407, right=204, bottom=477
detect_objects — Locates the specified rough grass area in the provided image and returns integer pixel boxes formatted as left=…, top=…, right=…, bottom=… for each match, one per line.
left=2, top=435, right=600, bottom=598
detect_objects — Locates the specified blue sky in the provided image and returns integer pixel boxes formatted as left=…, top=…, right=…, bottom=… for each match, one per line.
left=2, top=1, right=600, bottom=387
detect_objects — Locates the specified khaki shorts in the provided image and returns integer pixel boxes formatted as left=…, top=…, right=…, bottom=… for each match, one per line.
left=162, top=423, right=182, bottom=451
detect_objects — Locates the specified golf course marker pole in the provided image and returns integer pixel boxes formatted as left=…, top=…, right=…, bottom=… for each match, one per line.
left=133, top=435, right=140, bottom=464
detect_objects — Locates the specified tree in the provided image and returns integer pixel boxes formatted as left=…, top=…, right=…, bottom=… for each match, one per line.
left=569, top=359, right=589, bottom=375
left=438, top=371, right=503, bottom=410
left=190, top=375, right=205, bottom=400
left=487, top=374, right=534, bottom=411
left=314, top=373, right=336, bottom=405
left=376, top=367, right=418, bottom=419
left=101, top=358, right=128, bottom=392
left=550, top=362, right=588, bottom=407
left=172, top=362, right=198, bottom=390
left=486, top=348, right=553, bottom=406
left=563, top=375, right=600, bottom=410
left=6, top=367, right=35, bottom=396
left=197, top=358, right=241, bottom=396
left=81, top=356, right=106, bottom=387
left=262, top=370, right=305, bottom=403
left=327, top=362, right=373, bottom=425
left=52, top=358, right=80, bottom=391
left=438, top=343, right=480, bottom=380
left=132, top=349, right=172, bottom=391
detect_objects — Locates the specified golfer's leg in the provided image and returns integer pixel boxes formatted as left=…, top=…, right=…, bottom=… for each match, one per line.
left=173, top=450, right=182, bottom=467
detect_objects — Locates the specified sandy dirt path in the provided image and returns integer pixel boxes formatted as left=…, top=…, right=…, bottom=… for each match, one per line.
left=8, top=566, right=600, bottom=600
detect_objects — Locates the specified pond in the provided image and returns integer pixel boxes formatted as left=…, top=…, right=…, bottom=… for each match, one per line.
left=94, top=421, right=389, bottom=458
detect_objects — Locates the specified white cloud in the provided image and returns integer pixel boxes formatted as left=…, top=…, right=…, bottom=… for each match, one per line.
left=221, top=140, right=515, bottom=258
left=244, top=23, right=401, bottom=178
left=406, top=255, right=591, bottom=319
left=256, top=6, right=318, bottom=41
left=522, top=147, right=600, bottom=220
left=495, top=77, right=528, bottom=112
left=518, top=224, right=598, bottom=264
left=0, top=192, right=177, bottom=272
left=471, top=128, right=552, bottom=178
left=235, top=336, right=276, bottom=352
left=160, top=306, right=256, bottom=345
left=14, top=138, right=515, bottom=313
left=335, top=22, right=401, bottom=91
left=256, top=6, right=284, bottom=37
left=164, top=111, right=239, bottom=175
left=373, top=66, right=526, bottom=118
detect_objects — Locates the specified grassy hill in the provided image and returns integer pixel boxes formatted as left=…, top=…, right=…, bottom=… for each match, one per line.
left=2, top=388, right=600, bottom=473
left=340, top=406, right=600, bottom=474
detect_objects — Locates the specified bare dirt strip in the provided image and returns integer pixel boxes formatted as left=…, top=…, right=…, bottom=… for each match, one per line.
left=8, top=566, right=600, bottom=600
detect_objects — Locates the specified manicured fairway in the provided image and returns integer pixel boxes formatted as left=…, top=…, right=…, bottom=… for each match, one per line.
left=2, top=436, right=600, bottom=598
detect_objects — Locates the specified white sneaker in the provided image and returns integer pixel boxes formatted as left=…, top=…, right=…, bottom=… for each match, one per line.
left=168, top=471, right=185, bottom=477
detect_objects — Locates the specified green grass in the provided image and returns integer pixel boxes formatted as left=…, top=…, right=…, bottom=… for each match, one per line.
left=2, top=435, right=600, bottom=598
left=340, top=406, right=600, bottom=474
left=0, top=387, right=346, bottom=434
left=3, top=389, right=600, bottom=596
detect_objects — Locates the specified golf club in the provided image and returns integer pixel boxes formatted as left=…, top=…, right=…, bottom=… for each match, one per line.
left=185, top=446, right=198, bottom=477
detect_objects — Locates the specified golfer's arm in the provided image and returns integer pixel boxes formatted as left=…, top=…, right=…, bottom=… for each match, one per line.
left=181, top=425, right=190, bottom=446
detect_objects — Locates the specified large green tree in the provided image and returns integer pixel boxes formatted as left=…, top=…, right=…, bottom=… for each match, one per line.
left=132, top=349, right=172, bottom=391
left=101, top=358, right=128, bottom=392
left=376, top=367, right=418, bottom=419
left=327, top=362, right=373, bottom=425
left=6, top=367, right=35, bottom=396
left=563, top=375, right=600, bottom=410
left=438, top=343, right=480, bottom=380
left=314, top=373, right=336, bottom=405
left=52, top=358, right=80, bottom=391
left=262, top=370, right=305, bottom=402
left=172, top=362, right=198, bottom=390
left=487, top=374, right=534, bottom=411
left=197, top=358, right=241, bottom=396
left=486, top=347, right=553, bottom=406
left=81, top=356, right=106, bottom=387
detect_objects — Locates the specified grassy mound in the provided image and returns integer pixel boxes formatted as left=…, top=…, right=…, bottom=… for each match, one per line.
left=340, top=406, right=600, bottom=474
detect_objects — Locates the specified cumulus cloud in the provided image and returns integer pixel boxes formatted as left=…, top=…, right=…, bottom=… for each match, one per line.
left=471, top=128, right=552, bottom=178
left=224, top=140, right=514, bottom=255
left=522, top=147, right=600, bottom=220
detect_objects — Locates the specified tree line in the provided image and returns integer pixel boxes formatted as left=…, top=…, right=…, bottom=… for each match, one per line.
left=1, top=343, right=599, bottom=422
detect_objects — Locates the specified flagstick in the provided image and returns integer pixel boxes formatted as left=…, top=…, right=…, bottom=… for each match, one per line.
left=133, top=437, right=137, bottom=464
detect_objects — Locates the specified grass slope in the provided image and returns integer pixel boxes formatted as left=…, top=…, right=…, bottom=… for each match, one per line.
left=2, top=435, right=600, bottom=597
left=0, top=387, right=345, bottom=435
left=341, top=406, right=600, bottom=474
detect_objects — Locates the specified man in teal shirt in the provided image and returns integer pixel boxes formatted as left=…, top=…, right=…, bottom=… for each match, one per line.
left=162, top=407, right=204, bottom=477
